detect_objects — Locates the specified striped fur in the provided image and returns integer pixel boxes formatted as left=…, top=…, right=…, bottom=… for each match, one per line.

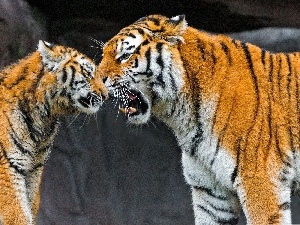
left=97, top=14, right=300, bottom=224
left=0, top=40, right=107, bottom=225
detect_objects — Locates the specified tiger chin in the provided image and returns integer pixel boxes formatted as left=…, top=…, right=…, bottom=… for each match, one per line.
left=0, top=40, right=107, bottom=225
left=98, top=14, right=300, bottom=225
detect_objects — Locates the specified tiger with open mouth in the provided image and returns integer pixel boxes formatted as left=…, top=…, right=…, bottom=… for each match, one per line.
left=0, top=40, right=107, bottom=225
left=97, top=14, right=300, bottom=224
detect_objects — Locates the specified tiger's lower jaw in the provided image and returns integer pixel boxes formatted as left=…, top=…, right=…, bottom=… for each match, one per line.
left=76, top=94, right=103, bottom=114
left=119, top=104, right=151, bottom=124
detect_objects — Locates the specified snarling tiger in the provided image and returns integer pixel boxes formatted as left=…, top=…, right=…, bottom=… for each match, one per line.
left=0, top=40, right=107, bottom=225
left=97, top=14, right=300, bottom=224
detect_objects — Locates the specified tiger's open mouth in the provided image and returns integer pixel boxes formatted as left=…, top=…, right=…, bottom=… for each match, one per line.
left=118, top=89, right=148, bottom=116
left=78, top=92, right=102, bottom=108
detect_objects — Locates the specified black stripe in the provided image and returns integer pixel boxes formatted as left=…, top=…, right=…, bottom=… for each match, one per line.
left=197, top=205, right=215, bottom=218
left=261, top=50, right=266, bottom=68
left=231, top=138, right=242, bottom=183
left=62, top=68, right=68, bottom=83
left=286, top=54, right=292, bottom=99
left=232, top=39, right=240, bottom=48
left=147, top=17, right=160, bottom=26
left=193, top=185, right=228, bottom=201
left=220, top=42, right=232, bottom=65
left=269, top=54, right=274, bottom=91
left=287, top=55, right=294, bottom=150
left=241, top=43, right=260, bottom=106
left=79, top=64, right=87, bottom=78
left=132, top=58, right=139, bottom=68
left=196, top=204, right=237, bottom=224
left=4, top=152, right=27, bottom=176
left=29, top=67, right=45, bottom=94
left=266, top=55, right=273, bottom=158
left=277, top=55, right=282, bottom=96
left=128, top=33, right=136, bottom=38
left=42, top=95, right=51, bottom=116
left=209, top=44, right=217, bottom=77
left=70, top=65, right=76, bottom=89
left=5, top=66, right=28, bottom=88
left=196, top=40, right=206, bottom=61
left=275, top=125, right=285, bottom=163
left=145, top=48, right=152, bottom=76
left=31, top=162, right=44, bottom=171
left=190, top=125, right=203, bottom=156
left=181, top=58, right=202, bottom=156
left=137, top=28, right=144, bottom=35
left=10, top=133, right=34, bottom=158
left=126, top=45, right=135, bottom=51
left=19, top=102, right=40, bottom=142
left=155, top=43, right=165, bottom=87
left=279, top=202, right=291, bottom=210
left=241, top=43, right=260, bottom=165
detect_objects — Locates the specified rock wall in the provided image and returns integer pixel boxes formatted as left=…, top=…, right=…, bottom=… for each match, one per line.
left=1, top=1, right=300, bottom=224
left=0, top=0, right=47, bottom=68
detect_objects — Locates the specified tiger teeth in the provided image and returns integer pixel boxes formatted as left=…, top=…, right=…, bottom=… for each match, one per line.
left=119, top=107, right=137, bottom=115
left=119, top=108, right=126, bottom=114
left=128, top=107, right=137, bottom=114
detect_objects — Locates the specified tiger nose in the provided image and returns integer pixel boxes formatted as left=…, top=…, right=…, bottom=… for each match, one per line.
left=101, top=92, right=109, bottom=100
left=98, top=83, right=109, bottom=100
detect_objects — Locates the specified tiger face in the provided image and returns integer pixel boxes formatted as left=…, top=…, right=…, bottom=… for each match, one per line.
left=38, top=41, right=108, bottom=115
left=97, top=15, right=187, bottom=124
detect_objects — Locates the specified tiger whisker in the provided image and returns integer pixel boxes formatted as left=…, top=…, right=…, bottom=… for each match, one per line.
left=79, top=114, right=89, bottom=129
left=67, top=114, right=80, bottom=128
left=88, top=36, right=105, bottom=48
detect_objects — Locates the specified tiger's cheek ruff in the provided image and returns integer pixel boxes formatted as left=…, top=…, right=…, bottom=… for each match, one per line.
left=48, top=54, right=103, bottom=115
left=105, top=38, right=184, bottom=124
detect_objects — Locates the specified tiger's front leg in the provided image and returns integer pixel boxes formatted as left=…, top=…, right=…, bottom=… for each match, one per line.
left=0, top=166, right=33, bottom=225
left=26, top=166, right=44, bottom=223
left=183, top=153, right=241, bottom=225
left=236, top=172, right=292, bottom=225
left=191, top=185, right=241, bottom=225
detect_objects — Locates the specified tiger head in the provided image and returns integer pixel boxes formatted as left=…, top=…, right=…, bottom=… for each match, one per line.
left=37, top=40, right=108, bottom=115
left=97, top=14, right=187, bottom=124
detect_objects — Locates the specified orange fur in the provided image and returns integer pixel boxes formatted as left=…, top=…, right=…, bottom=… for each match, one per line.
left=98, top=14, right=299, bottom=224
left=0, top=41, right=107, bottom=225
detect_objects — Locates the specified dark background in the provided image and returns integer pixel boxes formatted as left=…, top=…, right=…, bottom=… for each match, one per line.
left=1, top=0, right=300, bottom=224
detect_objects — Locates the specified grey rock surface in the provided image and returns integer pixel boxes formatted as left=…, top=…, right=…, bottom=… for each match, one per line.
left=0, top=0, right=47, bottom=68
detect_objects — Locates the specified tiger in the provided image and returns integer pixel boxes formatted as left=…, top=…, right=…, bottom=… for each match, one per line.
left=0, top=40, right=108, bottom=225
left=97, top=14, right=300, bottom=225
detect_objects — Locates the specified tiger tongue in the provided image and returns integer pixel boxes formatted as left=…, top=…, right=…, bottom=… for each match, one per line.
left=119, top=107, right=137, bottom=115
left=127, top=93, right=137, bottom=100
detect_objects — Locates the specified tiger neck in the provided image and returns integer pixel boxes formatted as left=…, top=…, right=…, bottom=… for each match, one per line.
left=179, top=27, right=228, bottom=98
left=2, top=52, right=60, bottom=145
left=153, top=28, right=224, bottom=150
left=153, top=93, right=203, bottom=151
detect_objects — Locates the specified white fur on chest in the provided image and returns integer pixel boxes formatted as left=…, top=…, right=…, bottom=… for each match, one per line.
left=173, top=98, right=237, bottom=190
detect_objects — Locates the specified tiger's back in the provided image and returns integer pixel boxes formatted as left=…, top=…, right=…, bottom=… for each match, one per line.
left=0, top=40, right=107, bottom=225
left=98, top=14, right=300, bottom=224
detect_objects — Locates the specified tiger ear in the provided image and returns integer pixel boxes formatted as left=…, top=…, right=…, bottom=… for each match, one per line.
left=38, top=40, right=62, bottom=71
left=38, top=40, right=55, bottom=60
left=162, top=15, right=187, bottom=45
